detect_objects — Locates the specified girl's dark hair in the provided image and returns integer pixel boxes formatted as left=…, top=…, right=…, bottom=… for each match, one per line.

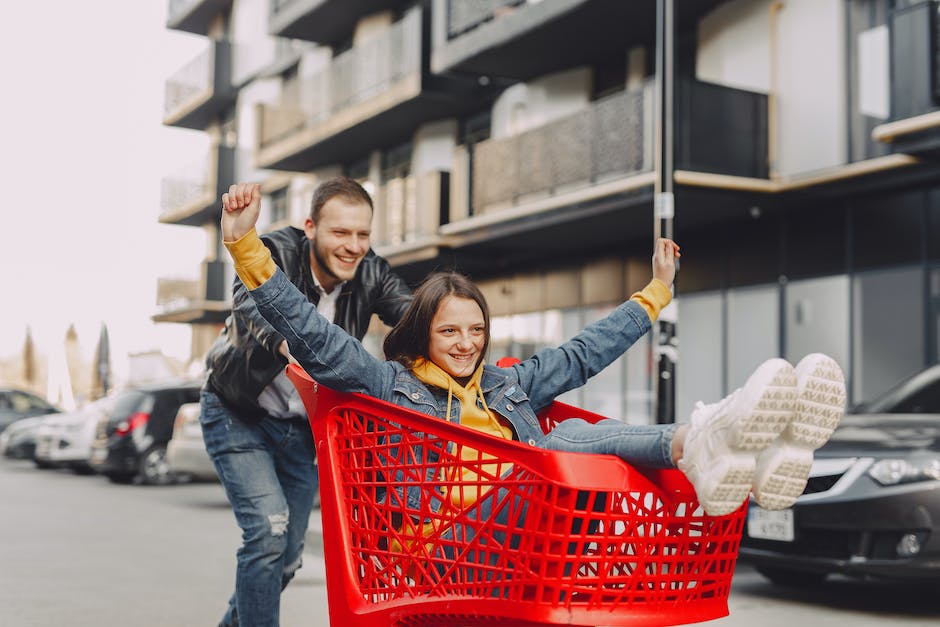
left=383, top=272, right=490, bottom=368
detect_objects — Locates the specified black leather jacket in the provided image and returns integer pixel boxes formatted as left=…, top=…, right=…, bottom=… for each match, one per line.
left=204, top=226, right=412, bottom=418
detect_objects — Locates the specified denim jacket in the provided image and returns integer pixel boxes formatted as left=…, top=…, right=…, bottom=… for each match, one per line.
left=250, top=269, right=653, bottom=513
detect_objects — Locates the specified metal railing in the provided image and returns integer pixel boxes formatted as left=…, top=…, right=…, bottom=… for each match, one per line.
left=258, top=7, right=421, bottom=148
left=373, top=171, right=445, bottom=247
left=446, top=0, right=525, bottom=38
left=160, top=152, right=214, bottom=216
left=469, top=83, right=653, bottom=214
left=270, top=0, right=301, bottom=14
left=156, top=276, right=201, bottom=311
left=164, top=41, right=214, bottom=117
left=167, top=0, right=198, bottom=23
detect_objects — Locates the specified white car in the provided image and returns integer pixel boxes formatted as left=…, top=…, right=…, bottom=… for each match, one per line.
left=167, top=402, right=217, bottom=482
left=34, top=396, right=115, bottom=473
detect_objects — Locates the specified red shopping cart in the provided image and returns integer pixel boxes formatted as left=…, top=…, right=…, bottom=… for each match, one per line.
left=286, top=363, right=746, bottom=627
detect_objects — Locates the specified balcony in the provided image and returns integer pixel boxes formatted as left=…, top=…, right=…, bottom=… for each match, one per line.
left=166, top=0, right=232, bottom=36
left=432, top=0, right=724, bottom=81
left=872, top=0, right=940, bottom=158
left=676, top=79, right=768, bottom=179
left=152, top=261, right=229, bottom=324
left=372, top=171, right=449, bottom=275
left=163, top=39, right=234, bottom=130
left=256, top=6, right=488, bottom=171
left=268, top=0, right=411, bottom=45
left=159, top=144, right=235, bottom=227
left=440, top=85, right=656, bottom=276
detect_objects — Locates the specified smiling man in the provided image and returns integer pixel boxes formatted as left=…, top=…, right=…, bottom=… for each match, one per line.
left=200, top=177, right=412, bottom=627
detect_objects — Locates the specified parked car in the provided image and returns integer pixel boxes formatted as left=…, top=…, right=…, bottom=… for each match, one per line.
left=34, top=396, right=115, bottom=473
left=166, top=402, right=217, bottom=482
left=0, top=387, right=60, bottom=433
left=740, top=364, right=940, bottom=584
left=88, top=380, right=202, bottom=485
left=0, top=415, right=52, bottom=462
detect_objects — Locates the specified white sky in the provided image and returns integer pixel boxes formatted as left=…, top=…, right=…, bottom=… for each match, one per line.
left=0, top=2, right=210, bottom=379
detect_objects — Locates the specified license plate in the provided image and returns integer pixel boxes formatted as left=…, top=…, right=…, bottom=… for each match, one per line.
left=747, top=506, right=794, bottom=542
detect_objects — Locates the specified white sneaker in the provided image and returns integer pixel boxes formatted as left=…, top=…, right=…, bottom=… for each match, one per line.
left=678, top=358, right=797, bottom=516
left=751, top=353, right=846, bottom=510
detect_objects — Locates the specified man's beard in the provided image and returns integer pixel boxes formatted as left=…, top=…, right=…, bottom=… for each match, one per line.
left=311, top=236, right=344, bottom=283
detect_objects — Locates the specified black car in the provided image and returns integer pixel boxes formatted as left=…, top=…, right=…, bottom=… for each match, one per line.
left=88, top=380, right=202, bottom=485
left=740, top=364, right=940, bottom=584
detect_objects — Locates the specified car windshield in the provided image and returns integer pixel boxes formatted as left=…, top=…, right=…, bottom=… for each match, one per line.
left=854, top=366, right=940, bottom=414
left=109, top=390, right=154, bottom=421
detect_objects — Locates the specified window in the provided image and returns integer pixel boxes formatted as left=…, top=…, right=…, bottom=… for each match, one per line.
left=269, top=187, right=289, bottom=224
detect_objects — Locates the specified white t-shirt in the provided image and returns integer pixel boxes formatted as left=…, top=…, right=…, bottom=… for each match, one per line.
left=256, top=275, right=345, bottom=419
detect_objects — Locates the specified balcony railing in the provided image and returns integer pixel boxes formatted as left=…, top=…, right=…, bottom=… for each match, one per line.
left=159, top=144, right=234, bottom=226
left=446, top=0, right=525, bottom=38
left=462, top=85, right=653, bottom=217
left=676, top=79, right=768, bottom=179
left=167, top=0, right=232, bottom=36
left=154, top=261, right=229, bottom=323
left=373, top=171, right=448, bottom=249
left=163, top=39, right=233, bottom=129
left=257, top=7, right=421, bottom=152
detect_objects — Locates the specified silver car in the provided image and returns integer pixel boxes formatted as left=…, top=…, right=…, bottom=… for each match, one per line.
left=166, top=402, right=217, bottom=482
left=34, top=396, right=115, bottom=473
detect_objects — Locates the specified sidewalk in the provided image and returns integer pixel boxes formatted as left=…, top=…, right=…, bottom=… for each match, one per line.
left=282, top=509, right=329, bottom=625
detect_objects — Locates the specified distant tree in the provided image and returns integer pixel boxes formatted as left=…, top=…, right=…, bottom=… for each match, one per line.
left=91, top=323, right=112, bottom=400
left=22, top=326, right=36, bottom=389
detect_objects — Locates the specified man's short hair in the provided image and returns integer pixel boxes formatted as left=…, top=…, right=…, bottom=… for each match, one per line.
left=310, top=176, right=374, bottom=223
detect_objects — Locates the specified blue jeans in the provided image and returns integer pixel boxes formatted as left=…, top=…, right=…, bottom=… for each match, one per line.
left=200, top=389, right=318, bottom=627
left=542, top=418, right=678, bottom=468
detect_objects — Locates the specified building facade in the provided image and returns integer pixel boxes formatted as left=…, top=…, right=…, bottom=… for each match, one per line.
left=159, top=0, right=940, bottom=424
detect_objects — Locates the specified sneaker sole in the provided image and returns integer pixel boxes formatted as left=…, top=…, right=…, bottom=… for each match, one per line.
left=682, top=358, right=797, bottom=516
left=752, top=353, right=846, bottom=510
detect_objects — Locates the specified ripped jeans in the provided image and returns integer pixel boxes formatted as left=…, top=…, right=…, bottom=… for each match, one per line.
left=200, top=389, right=318, bottom=627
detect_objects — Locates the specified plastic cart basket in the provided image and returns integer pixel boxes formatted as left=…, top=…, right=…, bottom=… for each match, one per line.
left=286, top=363, right=746, bottom=627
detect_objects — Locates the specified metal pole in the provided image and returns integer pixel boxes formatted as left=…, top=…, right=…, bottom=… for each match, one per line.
left=654, top=0, right=677, bottom=424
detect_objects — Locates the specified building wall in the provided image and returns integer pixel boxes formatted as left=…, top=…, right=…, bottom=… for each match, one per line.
left=166, top=0, right=939, bottom=422
left=697, top=0, right=847, bottom=176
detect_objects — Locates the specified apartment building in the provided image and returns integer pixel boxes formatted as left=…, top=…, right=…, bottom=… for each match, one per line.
left=158, top=0, right=940, bottom=424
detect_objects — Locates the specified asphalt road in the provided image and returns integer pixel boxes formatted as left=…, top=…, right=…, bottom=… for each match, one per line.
left=1, top=457, right=937, bottom=627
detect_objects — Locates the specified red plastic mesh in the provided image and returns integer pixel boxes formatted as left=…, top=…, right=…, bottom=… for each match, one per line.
left=287, top=365, right=745, bottom=627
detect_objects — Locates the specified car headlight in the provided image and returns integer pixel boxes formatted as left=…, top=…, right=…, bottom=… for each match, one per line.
left=868, top=457, right=940, bottom=486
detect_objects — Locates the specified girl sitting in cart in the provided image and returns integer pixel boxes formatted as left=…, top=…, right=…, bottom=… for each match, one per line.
left=219, top=182, right=845, bottom=522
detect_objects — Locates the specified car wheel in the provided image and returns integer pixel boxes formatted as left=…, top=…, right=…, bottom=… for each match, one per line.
left=755, top=565, right=827, bottom=587
left=34, top=459, right=56, bottom=470
left=139, top=444, right=174, bottom=485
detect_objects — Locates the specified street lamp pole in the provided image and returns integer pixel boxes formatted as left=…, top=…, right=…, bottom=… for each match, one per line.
left=653, top=0, right=677, bottom=424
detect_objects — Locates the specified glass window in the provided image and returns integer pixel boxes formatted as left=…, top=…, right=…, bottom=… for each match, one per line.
left=728, top=284, right=780, bottom=390
left=676, top=292, right=723, bottom=424
left=852, top=266, right=925, bottom=404
left=581, top=305, right=625, bottom=418
left=269, top=187, right=289, bottom=224
left=784, top=275, right=850, bottom=387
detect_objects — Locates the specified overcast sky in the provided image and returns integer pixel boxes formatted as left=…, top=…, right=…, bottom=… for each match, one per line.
left=0, top=2, right=211, bottom=380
